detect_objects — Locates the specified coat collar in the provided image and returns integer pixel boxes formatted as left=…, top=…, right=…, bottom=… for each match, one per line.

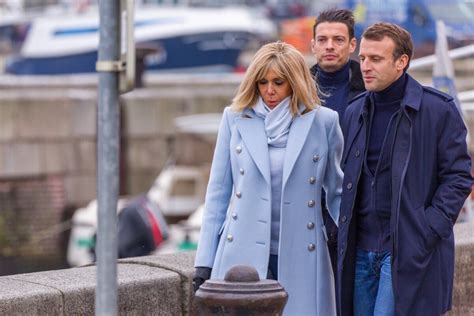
left=235, top=108, right=271, bottom=184
left=311, top=59, right=365, bottom=93
left=356, top=74, right=423, bottom=121
left=235, top=107, right=316, bottom=186
left=400, top=74, right=423, bottom=111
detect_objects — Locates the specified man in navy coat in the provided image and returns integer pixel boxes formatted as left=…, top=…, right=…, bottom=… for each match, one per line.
left=337, top=22, right=472, bottom=316
left=310, top=8, right=365, bottom=276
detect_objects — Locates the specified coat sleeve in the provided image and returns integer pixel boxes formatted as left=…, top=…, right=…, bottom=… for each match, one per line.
left=323, top=111, right=344, bottom=226
left=426, top=101, right=473, bottom=239
left=194, top=107, right=234, bottom=268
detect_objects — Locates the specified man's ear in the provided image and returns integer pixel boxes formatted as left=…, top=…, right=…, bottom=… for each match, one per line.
left=311, top=38, right=316, bottom=54
left=397, top=54, right=409, bottom=71
left=349, top=37, right=357, bottom=54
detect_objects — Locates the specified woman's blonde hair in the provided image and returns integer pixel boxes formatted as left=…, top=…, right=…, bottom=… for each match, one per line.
left=231, top=41, right=320, bottom=115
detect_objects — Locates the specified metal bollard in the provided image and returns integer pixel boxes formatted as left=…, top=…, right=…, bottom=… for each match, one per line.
left=194, top=265, right=288, bottom=315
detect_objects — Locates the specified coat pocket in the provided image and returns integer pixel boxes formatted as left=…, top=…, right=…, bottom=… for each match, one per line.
left=421, top=207, right=440, bottom=250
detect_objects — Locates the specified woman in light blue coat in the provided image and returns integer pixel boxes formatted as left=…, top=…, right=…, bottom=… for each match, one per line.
left=194, top=41, right=343, bottom=315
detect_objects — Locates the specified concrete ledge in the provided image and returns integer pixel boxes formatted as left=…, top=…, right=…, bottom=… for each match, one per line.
left=0, top=262, right=184, bottom=315
left=0, top=73, right=243, bottom=95
left=0, top=279, right=62, bottom=315
left=449, top=221, right=474, bottom=316
left=0, top=224, right=471, bottom=315
left=120, top=251, right=196, bottom=315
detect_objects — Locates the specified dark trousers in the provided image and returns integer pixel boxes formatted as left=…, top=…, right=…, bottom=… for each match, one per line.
left=267, top=254, right=278, bottom=280
left=322, top=191, right=338, bottom=277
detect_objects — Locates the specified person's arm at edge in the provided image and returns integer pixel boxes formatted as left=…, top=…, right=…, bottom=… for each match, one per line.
left=426, top=100, right=473, bottom=239
left=194, top=107, right=234, bottom=277
left=323, top=110, right=344, bottom=226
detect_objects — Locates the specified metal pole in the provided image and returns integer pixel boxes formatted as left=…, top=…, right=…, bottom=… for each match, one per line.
left=96, top=0, right=120, bottom=315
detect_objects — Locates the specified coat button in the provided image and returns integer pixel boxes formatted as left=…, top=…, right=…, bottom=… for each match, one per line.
left=231, top=213, right=238, bottom=220
left=313, top=154, right=320, bottom=162
left=308, top=244, right=316, bottom=251
left=309, top=176, right=316, bottom=184
left=308, top=200, right=315, bottom=207
left=339, top=248, right=344, bottom=256
left=236, top=146, right=242, bottom=154
left=227, top=234, right=233, bottom=242
left=346, top=182, right=353, bottom=190
left=341, top=215, right=347, bottom=223
left=355, top=149, right=360, bottom=157
left=236, top=192, right=242, bottom=198
left=307, top=222, right=315, bottom=229
left=239, top=168, right=244, bottom=175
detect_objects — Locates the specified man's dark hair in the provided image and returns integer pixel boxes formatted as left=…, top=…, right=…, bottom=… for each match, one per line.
left=313, top=8, right=355, bottom=39
left=362, top=22, right=414, bottom=71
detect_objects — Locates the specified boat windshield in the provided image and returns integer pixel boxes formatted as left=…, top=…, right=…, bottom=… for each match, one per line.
left=0, top=22, right=30, bottom=55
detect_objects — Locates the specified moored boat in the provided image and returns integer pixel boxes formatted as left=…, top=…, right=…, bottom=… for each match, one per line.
left=5, top=5, right=277, bottom=75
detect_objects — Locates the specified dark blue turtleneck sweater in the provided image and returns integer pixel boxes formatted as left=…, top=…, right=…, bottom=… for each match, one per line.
left=356, top=73, right=407, bottom=252
left=317, top=62, right=351, bottom=120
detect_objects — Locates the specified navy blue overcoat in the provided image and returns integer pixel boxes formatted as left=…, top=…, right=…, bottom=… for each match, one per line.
left=337, top=74, right=472, bottom=316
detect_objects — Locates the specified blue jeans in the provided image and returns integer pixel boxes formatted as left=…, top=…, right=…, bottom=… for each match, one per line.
left=353, top=249, right=394, bottom=316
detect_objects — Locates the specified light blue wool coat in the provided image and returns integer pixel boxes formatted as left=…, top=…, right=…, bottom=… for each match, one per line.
left=195, top=105, right=343, bottom=316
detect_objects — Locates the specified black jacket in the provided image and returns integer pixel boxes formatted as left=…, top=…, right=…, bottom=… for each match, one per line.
left=310, top=59, right=365, bottom=105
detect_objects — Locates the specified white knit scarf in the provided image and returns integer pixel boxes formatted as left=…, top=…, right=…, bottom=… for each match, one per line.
left=253, top=96, right=298, bottom=147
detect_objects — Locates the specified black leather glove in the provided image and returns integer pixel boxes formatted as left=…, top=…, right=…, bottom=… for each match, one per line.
left=193, top=267, right=212, bottom=293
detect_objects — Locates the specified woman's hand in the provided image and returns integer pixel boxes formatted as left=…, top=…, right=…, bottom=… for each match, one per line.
left=193, top=267, right=212, bottom=293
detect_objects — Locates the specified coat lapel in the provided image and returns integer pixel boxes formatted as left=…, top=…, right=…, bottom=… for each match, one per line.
left=235, top=114, right=271, bottom=184
left=282, top=110, right=316, bottom=187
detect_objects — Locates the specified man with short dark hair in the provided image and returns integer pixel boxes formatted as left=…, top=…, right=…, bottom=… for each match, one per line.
left=310, top=8, right=365, bottom=275
left=311, top=8, right=365, bottom=119
left=337, top=22, right=472, bottom=316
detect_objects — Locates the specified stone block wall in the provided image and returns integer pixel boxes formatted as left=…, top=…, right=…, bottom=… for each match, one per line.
left=448, top=221, right=474, bottom=315
left=0, top=74, right=240, bottom=205
left=0, top=252, right=195, bottom=315
left=0, top=175, right=66, bottom=275
left=0, top=74, right=239, bottom=274
left=0, top=221, right=472, bottom=315
left=0, top=88, right=97, bottom=205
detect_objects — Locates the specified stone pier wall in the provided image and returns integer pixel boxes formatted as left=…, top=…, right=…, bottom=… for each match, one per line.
left=0, top=221, right=472, bottom=315
left=0, top=74, right=239, bottom=273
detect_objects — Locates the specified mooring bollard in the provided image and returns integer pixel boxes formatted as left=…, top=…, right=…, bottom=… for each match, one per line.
left=194, top=265, right=288, bottom=315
